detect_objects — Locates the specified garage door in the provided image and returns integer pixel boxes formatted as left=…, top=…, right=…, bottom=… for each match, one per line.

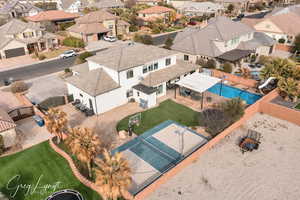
left=4, top=47, right=26, bottom=58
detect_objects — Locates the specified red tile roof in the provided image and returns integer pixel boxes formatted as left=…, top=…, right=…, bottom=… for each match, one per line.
left=26, top=10, right=79, bottom=22
left=138, top=6, right=174, bottom=14
left=0, top=109, right=16, bottom=133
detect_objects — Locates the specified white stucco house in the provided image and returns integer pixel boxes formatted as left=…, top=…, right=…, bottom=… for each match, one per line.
left=66, top=42, right=200, bottom=114
left=57, top=0, right=88, bottom=13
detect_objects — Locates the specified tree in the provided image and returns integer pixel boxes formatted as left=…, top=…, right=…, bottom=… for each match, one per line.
left=218, top=98, right=245, bottom=123
left=294, top=34, right=300, bottom=53
left=222, top=62, right=233, bottom=73
left=133, top=34, right=153, bottom=45
left=0, top=135, right=5, bottom=155
left=95, top=149, right=132, bottom=200
left=277, top=77, right=299, bottom=102
left=227, top=4, right=235, bottom=13
left=65, top=127, right=101, bottom=177
left=44, top=108, right=68, bottom=143
left=164, top=37, right=173, bottom=49
left=10, top=81, right=28, bottom=93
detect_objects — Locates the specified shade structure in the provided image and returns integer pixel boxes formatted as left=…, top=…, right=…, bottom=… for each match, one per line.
left=176, top=73, right=221, bottom=93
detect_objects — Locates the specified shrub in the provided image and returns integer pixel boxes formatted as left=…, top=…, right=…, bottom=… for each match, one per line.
left=222, top=62, right=233, bottom=73
left=63, top=37, right=85, bottom=48
left=38, top=54, right=46, bottom=60
left=218, top=98, right=245, bottom=123
left=250, top=54, right=257, bottom=63
left=10, top=81, right=28, bottom=93
left=204, top=59, right=216, bottom=69
left=163, top=37, right=173, bottom=49
left=77, top=52, right=93, bottom=64
left=64, top=68, right=72, bottom=73
left=59, top=22, right=75, bottom=31
left=258, top=55, right=271, bottom=65
left=117, top=34, right=123, bottom=40
left=0, top=135, right=5, bottom=155
left=133, top=34, right=153, bottom=45
left=129, top=25, right=138, bottom=32
left=278, top=38, right=286, bottom=44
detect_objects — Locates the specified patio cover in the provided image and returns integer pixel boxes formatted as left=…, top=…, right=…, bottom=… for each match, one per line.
left=176, top=73, right=221, bottom=93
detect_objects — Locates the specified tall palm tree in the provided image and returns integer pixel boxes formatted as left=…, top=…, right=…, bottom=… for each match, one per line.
left=260, top=58, right=297, bottom=80
left=65, top=127, right=101, bottom=178
left=94, top=149, right=132, bottom=200
left=278, top=77, right=299, bottom=102
left=44, top=108, right=68, bottom=143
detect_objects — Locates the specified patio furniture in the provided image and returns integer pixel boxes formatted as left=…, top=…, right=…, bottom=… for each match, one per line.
left=79, top=105, right=88, bottom=112
left=75, top=103, right=82, bottom=110
left=72, top=99, right=80, bottom=106
left=239, top=129, right=261, bottom=153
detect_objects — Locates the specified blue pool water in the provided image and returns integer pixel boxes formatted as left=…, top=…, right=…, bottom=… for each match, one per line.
left=207, top=83, right=262, bottom=104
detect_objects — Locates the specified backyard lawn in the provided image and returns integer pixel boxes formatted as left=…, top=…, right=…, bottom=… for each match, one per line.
left=117, top=100, right=199, bottom=135
left=296, top=103, right=300, bottom=109
left=0, top=142, right=101, bottom=200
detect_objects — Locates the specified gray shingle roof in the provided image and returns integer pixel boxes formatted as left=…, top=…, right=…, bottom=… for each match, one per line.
left=237, top=32, right=275, bottom=51
left=87, top=42, right=178, bottom=72
left=66, top=68, right=120, bottom=97
left=0, top=0, right=42, bottom=15
left=172, top=16, right=254, bottom=57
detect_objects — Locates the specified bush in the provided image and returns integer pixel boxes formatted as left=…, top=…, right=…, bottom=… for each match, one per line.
left=0, top=135, right=5, bottom=155
left=38, top=54, right=46, bottom=60
left=204, top=59, right=216, bottom=69
left=117, top=34, right=123, bottom=40
left=129, top=25, right=138, bottom=32
left=133, top=34, right=153, bottom=45
left=64, top=68, right=72, bottom=73
left=278, top=38, right=286, bottom=44
left=63, top=37, right=85, bottom=48
left=163, top=37, right=173, bottom=49
left=222, top=62, right=233, bottom=73
left=10, top=81, right=28, bottom=93
left=250, top=54, right=257, bottom=63
left=218, top=98, right=245, bottom=123
left=77, top=52, right=93, bottom=64
left=59, top=22, right=75, bottom=31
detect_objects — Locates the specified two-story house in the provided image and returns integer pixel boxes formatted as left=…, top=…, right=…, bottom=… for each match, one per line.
left=57, top=0, right=89, bottom=13
left=0, top=19, right=58, bottom=59
left=135, top=0, right=164, bottom=6
left=171, top=16, right=275, bottom=66
left=68, top=10, right=130, bottom=43
left=0, top=0, right=42, bottom=19
left=137, top=6, right=177, bottom=25
left=173, top=1, right=224, bottom=17
left=66, top=42, right=200, bottom=114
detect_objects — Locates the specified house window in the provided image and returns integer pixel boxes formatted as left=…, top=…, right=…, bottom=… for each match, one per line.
left=154, top=62, right=158, bottom=70
left=165, top=58, right=171, bottom=66
left=148, top=64, right=153, bottom=71
left=79, top=93, right=83, bottom=97
left=143, top=66, right=148, bottom=73
left=126, top=70, right=134, bottom=79
left=126, top=89, right=133, bottom=98
left=184, top=55, right=189, bottom=61
left=137, top=92, right=140, bottom=97
left=156, top=84, right=163, bottom=95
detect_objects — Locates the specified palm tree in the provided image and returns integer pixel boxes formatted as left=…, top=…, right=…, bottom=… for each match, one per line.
left=44, top=108, right=68, bottom=143
left=260, top=58, right=297, bottom=80
left=94, top=149, right=132, bottom=200
left=278, top=77, right=299, bottom=102
left=65, top=127, right=101, bottom=178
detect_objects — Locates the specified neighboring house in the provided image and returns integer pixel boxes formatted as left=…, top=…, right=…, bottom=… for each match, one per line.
left=0, top=19, right=58, bottom=59
left=0, top=0, right=42, bottom=19
left=88, top=0, right=125, bottom=9
left=135, top=0, right=164, bottom=6
left=174, top=1, right=224, bottom=17
left=171, top=16, right=275, bottom=66
left=0, top=108, right=16, bottom=149
left=137, top=6, right=177, bottom=25
left=57, top=0, right=88, bottom=13
left=26, top=10, right=79, bottom=32
left=68, top=10, right=129, bottom=43
left=66, top=42, right=200, bottom=114
left=242, top=5, right=300, bottom=44
left=215, top=0, right=249, bottom=13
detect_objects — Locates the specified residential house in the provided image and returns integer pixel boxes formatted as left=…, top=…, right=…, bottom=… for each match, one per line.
left=173, top=1, right=224, bottom=17
left=26, top=10, right=79, bottom=32
left=137, top=6, right=177, bottom=25
left=0, top=19, right=58, bottom=59
left=68, top=10, right=129, bottom=43
left=0, top=0, right=42, bottom=19
left=215, top=0, right=249, bottom=14
left=171, top=16, right=275, bottom=66
left=135, top=0, right=164, bottom=6
left=57, top=0, right=88, bottom=13
left=88, top=0, right=125, bottom=10
left=0, top=108, right=16, bottom=149
left=242, top=5, right=300, bottom=44
left=66, top=42, right=200, bottom=114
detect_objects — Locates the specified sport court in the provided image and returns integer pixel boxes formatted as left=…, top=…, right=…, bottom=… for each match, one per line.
left=112, top=120, right=208, bottom=195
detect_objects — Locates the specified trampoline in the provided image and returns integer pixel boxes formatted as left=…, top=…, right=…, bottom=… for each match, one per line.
left=46, top=189, right=84, bottom=200
left=111, top=120, right=208, bottom=195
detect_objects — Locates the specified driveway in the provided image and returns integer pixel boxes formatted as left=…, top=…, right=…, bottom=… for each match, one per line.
left=25, top=73, right=67, bottom=104
left=0, top=55, right=36, bottom=71
left=0, top=88, right=24, bottom=111
left=16, top=117, right=52, bottom=149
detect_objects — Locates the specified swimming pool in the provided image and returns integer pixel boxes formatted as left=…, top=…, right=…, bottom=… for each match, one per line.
left=207, top=83, right=262, bottom=104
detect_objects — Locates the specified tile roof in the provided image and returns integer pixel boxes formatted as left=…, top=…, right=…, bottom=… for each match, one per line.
left=138, top=6, right=174, bottom=14
left=172, top=16, right=254, bottom=57
left=87, top=42, right=177, bottom=72
left=0, top=19, right=42, bottom=35
left=75, top=10, right=118, bottom=24
left=26, top=10, right=79, bottom=22
left=66, top=68, right=120, bottom=97
left=141, top=60, right=200, bottom=87
left=0, top=108, right=16, bottom=133
left=68, top=22, right=110, bottom=34
left=237, top=32, right=275, bottom=50
left=217, top=49, right=253, bottom=62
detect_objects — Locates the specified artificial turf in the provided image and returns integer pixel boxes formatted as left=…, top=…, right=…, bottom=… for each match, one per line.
left=117, top=99, right=200, bottom=135
left=0, top=142, right=101, bottom=200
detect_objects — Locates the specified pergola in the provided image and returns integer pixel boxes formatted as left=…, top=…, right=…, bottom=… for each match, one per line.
left=176, top=73, right=221, bottom=109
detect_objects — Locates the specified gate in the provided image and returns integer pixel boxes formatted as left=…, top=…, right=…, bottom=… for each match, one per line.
left=8, top=106, right=35, bottom=121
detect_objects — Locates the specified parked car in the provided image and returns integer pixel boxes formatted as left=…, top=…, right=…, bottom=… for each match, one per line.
left=103, top=35, right=117, bottom=42
left=59, top=50, right=77, bottom=59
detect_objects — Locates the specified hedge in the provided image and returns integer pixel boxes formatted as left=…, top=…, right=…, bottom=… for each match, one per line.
left=63, top=37, right=85, bottom=48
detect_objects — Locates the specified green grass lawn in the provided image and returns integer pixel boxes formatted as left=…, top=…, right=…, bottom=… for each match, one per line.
left=0, top=142, right=101, bottom=200
left=117, top=100, right=200, bottom=135
left=295, top=103, right=300, bottom=109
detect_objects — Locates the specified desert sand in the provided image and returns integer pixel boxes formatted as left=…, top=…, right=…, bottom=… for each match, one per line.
left=147, top=113, right=300, bottom=200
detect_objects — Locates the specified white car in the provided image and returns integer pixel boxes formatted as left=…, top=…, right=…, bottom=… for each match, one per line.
left=60, top=50, right=77, bottom=59
left=103, top=35, right=117, bottom=42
